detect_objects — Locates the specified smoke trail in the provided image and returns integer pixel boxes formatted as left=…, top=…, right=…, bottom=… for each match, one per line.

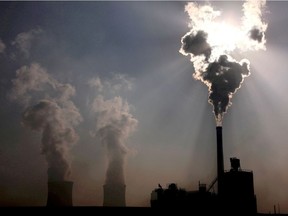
left=180, top=0, right=267, bottom=126
left=11, top=28, right=43, bottom=58
left=89, top=76, right=137, bottom=185
left=9, top=63, right=53, bottom=106
left=0, top=38, right=5, bottom=53
left=9, top=63, right=82, bottom=181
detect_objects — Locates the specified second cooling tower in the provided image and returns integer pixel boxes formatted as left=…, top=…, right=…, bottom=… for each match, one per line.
left=46, top=181, right=73, bottom=206
left=103, top=184, right=126, bottom=207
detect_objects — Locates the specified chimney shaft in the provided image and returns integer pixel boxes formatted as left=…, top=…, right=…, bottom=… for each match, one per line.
left=47, top=181, right=73, bottom=206
left=216, top=126, right=224, bottom=195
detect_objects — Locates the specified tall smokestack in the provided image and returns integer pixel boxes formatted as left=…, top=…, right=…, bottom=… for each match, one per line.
left=103, top=184, right=126, bottom=207
left=47, top=181, right=73, bottom=206
left=216, top=126, right=224, bottom=195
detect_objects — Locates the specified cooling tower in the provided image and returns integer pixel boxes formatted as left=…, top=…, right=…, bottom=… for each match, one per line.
left=216, top=126, right=224, bottom=195
left=103, top=184, right=126, bottom=207
left=46, top=181, right=73, bottom=206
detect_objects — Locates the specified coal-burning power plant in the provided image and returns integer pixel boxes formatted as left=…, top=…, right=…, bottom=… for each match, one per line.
left=46, top=181, right=73, bottom=206
left=151, top=126, right=257, bottom=214
left=216, top=126, right=257, bottom=213
left=158, top=0, right=266, bottom=213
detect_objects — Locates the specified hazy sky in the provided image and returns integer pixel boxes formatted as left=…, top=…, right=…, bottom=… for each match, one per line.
left=0, top=1, right=288, bottom=213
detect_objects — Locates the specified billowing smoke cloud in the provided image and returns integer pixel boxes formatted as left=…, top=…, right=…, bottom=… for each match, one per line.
left=11, top=28, right=43, bottom=58
left=89, top=75, right=137, bottom=185
left=180, top=0, right=267, bottom=126
left=9, top=63, right=52, bottom=106
left=0, top=38, right=6, bottom=53
left=9, top=63, right=82, bottom=181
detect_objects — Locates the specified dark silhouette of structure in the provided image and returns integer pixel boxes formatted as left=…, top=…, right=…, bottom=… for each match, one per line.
left=103, top=184, right=126, bottom=207
left=216, top=126, right=224, bottom=196
left=151, top=182, right=218, bottom=212
left=150, top=127, right=257, bottom=214
left=46, top=181, right=73, bottom=206
left=222, top=157, right=257, bottom=214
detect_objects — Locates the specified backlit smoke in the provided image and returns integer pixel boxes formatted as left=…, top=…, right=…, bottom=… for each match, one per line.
left=180, top=0, right=267, bottom=126
left=9, top=63, right=82, bottom=181
left=89, top=76, right=137, bottom=185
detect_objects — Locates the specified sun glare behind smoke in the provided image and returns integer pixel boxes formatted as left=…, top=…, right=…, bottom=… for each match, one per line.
left=207, top=22, right=241, bottom=55
left=180, top=1, right=267, bottom=126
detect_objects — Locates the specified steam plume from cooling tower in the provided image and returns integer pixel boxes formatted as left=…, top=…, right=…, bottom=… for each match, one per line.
left=89, top=75, right=137, bottom=186
left=9, top=63, right=82, bottom=181
left=180, top=0, right=267, bottom=126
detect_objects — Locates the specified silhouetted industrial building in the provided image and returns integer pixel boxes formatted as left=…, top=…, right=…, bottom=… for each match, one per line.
left=46, top=181, right=73, bottom=206
left=103, top=184, right=126, bottom=207
left=151, top=182, right=217, bottom=212
left=222, top=158, right=257, bottom=213
left=150, top=127, right=257, bottom=214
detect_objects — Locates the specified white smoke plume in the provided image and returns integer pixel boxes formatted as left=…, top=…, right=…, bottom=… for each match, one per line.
left=180, top=0, right=267, bottom=126
left=9, top=63, right=82, bottom=181
left=88, top=77, right=103, bottom=92
left=0, top=38, right=6, bottom=53
left=11, top=28, right=43, bottom=58
left=89, top=76, right=137, bottom=185
left=9, top=63, right=52, bottom=106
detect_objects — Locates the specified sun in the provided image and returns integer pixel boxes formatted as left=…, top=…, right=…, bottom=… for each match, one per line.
left=206, top=21, right=242, bottom=55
